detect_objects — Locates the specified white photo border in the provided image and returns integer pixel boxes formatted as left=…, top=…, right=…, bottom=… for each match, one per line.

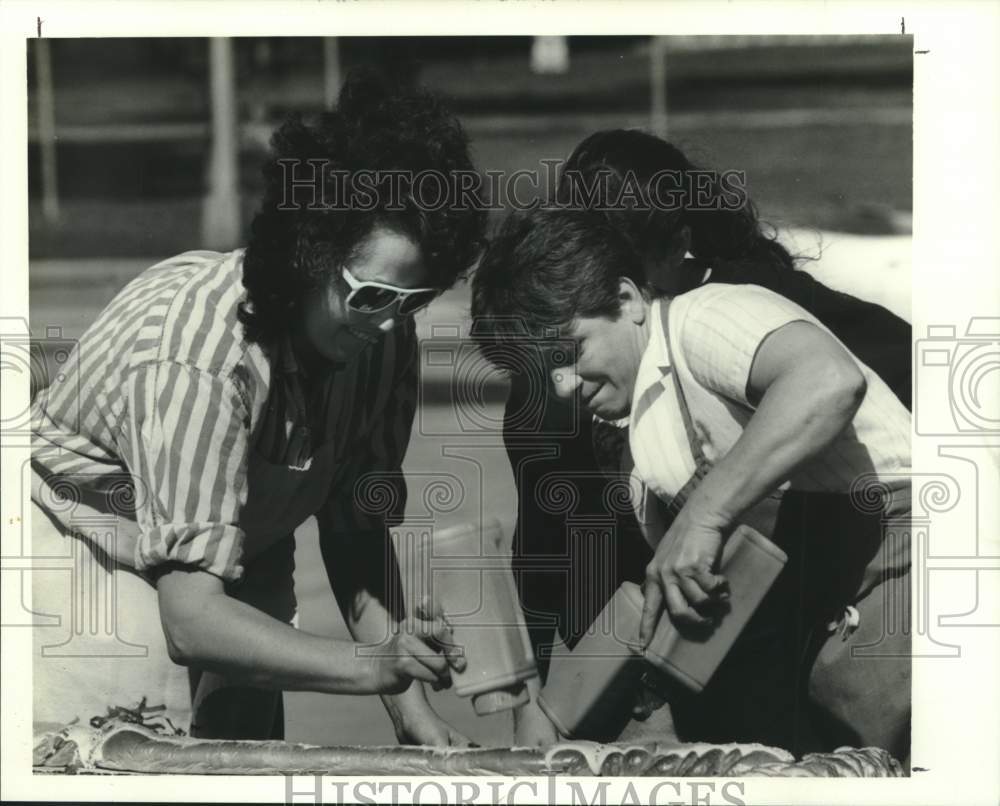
left=2, top=2, right=998, bottom=804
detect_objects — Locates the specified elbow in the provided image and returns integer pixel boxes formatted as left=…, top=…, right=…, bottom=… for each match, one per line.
left=165, top=642, right=190, bottom=667
left=158, top=585, right=212, bottom=667
left=842, top=362, right=868, bottom=411
left=823, top=360, right=867, bottom=419
left=155, top=564, right=227, bottom=667
left=162, top=614, right=199, bottom=666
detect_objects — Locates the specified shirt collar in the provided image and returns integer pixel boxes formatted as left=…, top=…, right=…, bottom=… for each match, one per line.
left=630, top=298, right=672, bottom=429
left=278, top=332, right=349, bottom=382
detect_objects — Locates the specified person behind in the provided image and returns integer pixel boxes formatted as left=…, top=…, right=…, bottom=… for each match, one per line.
left=30, top=71, right=487, bottom=744
left=473, top=207, right=911, bottom=762
left=492, top=131, right=911, bottom=748
left=557, top=129, right=911, bottom=408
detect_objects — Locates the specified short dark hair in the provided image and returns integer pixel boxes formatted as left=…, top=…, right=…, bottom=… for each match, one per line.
left=239, top=69, right=488, bottom=345
left=471, top=207, right=646, bottom=362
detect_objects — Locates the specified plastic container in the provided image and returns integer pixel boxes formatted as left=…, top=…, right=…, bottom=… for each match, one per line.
left=643, top=524, right=788, bottom=692
left=537, top=582, right=645, bottom=738
left=418, top=519, right=538, bottom=715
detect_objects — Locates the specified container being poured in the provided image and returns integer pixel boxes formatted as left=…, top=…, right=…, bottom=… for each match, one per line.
left=536, top=524, right=788, bottom=736
left=410, top=519, right=539, bottom=715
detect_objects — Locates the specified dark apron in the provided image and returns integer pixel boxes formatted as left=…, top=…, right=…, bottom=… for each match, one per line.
left=644, top=301, right=911, bottom=760
left=187, top=431, right=342, bottom=740
left=189, top=343, right=362, bottom=740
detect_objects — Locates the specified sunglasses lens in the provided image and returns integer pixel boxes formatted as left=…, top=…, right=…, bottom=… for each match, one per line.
left=348, top=286, right=398, bottom=313
left=398, top=290, right=438, bottom=315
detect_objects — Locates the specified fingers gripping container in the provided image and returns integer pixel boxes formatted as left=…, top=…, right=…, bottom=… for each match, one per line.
left=534, top=526, right=786, bottom=730
left=644, top=524, right=788, bottom=692
left=417, top=520, right=539, bottom=715
left=536, top=582, right=645, bottom=738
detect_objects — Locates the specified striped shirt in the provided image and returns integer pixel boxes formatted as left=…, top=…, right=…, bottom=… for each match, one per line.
left=629, top=284, right=911, bottom=508
left=31, top=250, right=416, bottom=581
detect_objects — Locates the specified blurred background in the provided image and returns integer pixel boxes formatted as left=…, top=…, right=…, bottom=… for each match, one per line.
left=28, top=35, right=912, bottom=260
left=26, top=35, right=913, bottom=746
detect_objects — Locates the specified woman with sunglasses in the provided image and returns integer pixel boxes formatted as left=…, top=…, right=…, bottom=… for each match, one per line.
left=30, top=70, right=487, bottom=745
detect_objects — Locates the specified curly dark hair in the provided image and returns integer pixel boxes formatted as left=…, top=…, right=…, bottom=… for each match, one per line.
left=239, top=69, right=488, bottom=345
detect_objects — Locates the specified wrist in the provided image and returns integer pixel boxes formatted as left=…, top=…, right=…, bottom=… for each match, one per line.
left=381, top=685, right=431, bottom=737
left=512, top=677, right=545, bottom=723
left=339, top=642, right=382, bottom=696
left=677, top=500, right=729, bottom=533
left=382, top=684, right=429, bottom=717
left=512, top=697, right=545, bottom=727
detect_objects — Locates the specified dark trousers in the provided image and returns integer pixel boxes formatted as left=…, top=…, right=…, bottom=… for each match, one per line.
left=665, top=491, right=911, bottom=761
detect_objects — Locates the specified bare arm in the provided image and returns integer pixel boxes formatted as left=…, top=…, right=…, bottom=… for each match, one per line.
left=156, top=566, right=376, bottom=693
left=156, top=564, right=458, bottom=696
left=641, top=321, right=867, bottom=640
left=681, top=320, right=866, bottom=532
left=512, top=676, right=559, bottom=746
left=317, top=516, right=468, bottom=746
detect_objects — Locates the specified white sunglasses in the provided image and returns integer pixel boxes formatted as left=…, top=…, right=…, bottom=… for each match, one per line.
left=341, top=266, right=439, bottom=317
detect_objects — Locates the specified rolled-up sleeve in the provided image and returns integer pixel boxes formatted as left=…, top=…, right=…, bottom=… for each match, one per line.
left=119, top=361, right=250, bottom=581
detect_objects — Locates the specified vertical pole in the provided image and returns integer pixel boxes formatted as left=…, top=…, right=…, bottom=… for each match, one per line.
left=322, top=37, right=341, bottom=110
left=530, top=35, right=570, bottom=74
left=650, top=36, right=668, bottom=138
left=34, top=38, right=59, bottom=223
left=202, top=38, right=240, bottom=249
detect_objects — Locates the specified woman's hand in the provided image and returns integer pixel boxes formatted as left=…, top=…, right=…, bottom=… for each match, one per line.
left=639, top=509, right=729, bottom=646
left=513, top=699, right=560, bottom=747
left=368, top=602, right=466, bottom=695
left=636, top=322, right=869, bottom=647
left=391, top=698, right=474, bottom=747
left=381, top=662, right=474, bottom=747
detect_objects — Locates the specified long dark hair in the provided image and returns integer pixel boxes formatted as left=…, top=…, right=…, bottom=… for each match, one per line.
left=557, top=129, right=794, bottom=295
left=549, top=129, right=913, bottom=410
left=239, top=69, right=488, bottom=345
